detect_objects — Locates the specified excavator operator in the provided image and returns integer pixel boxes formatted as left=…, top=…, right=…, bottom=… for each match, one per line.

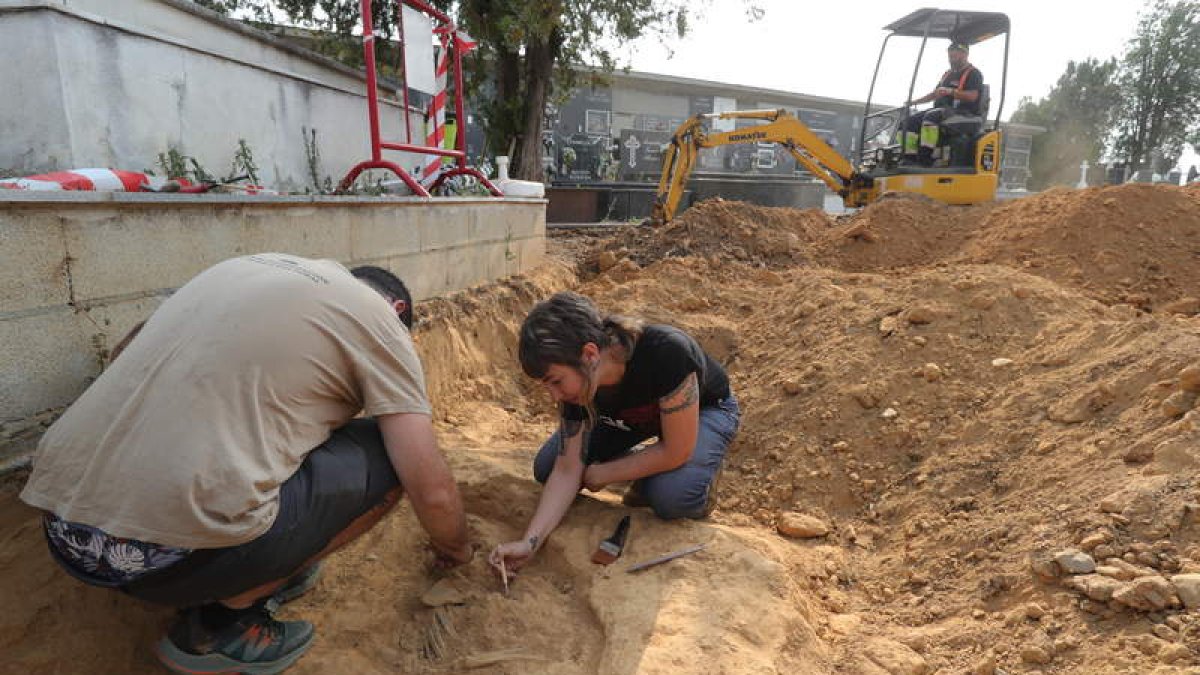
left=900, top=41, right=984, bottom=166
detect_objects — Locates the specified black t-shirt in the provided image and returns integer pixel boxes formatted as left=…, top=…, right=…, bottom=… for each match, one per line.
left=934, top=65, right=984, bottom=115
left=563, top=324, right=731, bottom=439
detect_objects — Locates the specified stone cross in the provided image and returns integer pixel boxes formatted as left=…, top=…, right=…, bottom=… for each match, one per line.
left=1076, top=160, right=1090, bottom=189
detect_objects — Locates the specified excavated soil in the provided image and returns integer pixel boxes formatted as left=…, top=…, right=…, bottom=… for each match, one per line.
left=2, top=183, right=1200, bottom=674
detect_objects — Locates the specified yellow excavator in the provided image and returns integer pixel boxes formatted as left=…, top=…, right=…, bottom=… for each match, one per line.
left=650, top=8, right=1011, bottom=224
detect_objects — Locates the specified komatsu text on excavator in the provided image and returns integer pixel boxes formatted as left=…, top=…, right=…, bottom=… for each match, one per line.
left=650, top=8, right=1011, bottom=225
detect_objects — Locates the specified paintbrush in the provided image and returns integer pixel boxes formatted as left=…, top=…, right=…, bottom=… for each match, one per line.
left=591, top=515, right=631, bottom=565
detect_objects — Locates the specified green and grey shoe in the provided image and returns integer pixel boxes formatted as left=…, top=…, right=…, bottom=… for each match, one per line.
left=156, top=603, right=315, bottom=675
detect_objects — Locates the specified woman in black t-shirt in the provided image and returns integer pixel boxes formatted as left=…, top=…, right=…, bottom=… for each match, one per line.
left=489, top=292, right=740, bottom=579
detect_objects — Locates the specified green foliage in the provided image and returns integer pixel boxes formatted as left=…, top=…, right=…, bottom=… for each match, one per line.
left=189, top=158, right=214, bottom=184
left=156, top=148, right=191, bottom=180
left=1110, top=0, right=1200, bottom=171
left=230, top=139, right=260, bottom=185
left=1011, top=58, right=1121, bottom=188
left=193, top=0, right=274, bottom=21
left=221, top=1, right=758, bottom=181
left=448, top=0, right=714, bottom=179
left=302, top=126, right=323, bottom=191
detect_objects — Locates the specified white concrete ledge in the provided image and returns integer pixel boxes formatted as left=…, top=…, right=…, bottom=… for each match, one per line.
left=0, top=197, right=546, bottom=448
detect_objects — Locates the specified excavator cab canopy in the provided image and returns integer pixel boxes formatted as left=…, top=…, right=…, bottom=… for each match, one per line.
left=882, top=9, right=1010, bottom=44
left=859, top=8, right=1011, bottom=170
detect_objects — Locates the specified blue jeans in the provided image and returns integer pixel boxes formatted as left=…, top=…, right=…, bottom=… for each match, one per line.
left=533, top=395, right=741, bottom=520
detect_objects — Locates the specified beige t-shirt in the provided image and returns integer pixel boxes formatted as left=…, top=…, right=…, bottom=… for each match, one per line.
left=21, top=254, right=431, bottom=549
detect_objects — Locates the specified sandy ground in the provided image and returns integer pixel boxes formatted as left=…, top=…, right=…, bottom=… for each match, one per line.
left=2, top=182, right=1200, bottom=674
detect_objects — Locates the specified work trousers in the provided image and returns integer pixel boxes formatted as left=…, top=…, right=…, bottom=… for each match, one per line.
left=533, top=395, right=741, bottom=520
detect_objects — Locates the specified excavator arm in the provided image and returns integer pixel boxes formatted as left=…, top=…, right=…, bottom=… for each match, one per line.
left=650, top=109, right=873, bottom=225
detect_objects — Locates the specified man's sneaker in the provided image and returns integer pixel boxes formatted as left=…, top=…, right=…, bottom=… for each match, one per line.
left=266, top=562, right=323, bottom=611
left=156, top=603, right=315, bottom=675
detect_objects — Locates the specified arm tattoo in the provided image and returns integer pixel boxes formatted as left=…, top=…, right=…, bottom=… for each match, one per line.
left=558, top=417, right=584, bottom=456
left=660, top=373, right=699, bottom=415
left=528, top=535, right=540, bottom=552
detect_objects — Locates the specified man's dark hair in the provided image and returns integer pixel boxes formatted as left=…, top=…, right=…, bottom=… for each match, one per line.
left=350, top=265, right=413, bottom=328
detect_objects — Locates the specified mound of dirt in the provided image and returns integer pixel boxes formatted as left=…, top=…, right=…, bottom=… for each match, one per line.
left=955, top=184, right=1200, bottom=310
left=591, top=198, right=833, bottom=271
left=816, top=192, right=986, bottom=271
left=2, top=182, right=1199, bottom=674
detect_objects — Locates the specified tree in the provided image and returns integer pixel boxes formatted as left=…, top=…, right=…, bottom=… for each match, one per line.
left=434, top=0, right=761, bottom=180
left=1011, top=58, right=1121, bottom=188
left=1110, top=0, right=1200, bottom=173
left=198, top=0, right=759, bottom=181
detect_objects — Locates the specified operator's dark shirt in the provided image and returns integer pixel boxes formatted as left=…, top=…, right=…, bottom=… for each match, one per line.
left=563, top=324, right=730, bottom=442
left=934, top=65, right=984, bottom=115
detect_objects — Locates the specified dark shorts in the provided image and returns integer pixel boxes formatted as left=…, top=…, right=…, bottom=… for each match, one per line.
left=61, top=419, right=401, bottom=608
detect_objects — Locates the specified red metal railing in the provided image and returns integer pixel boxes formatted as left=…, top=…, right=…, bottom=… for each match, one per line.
left=338, top=0, right=500, bottom=196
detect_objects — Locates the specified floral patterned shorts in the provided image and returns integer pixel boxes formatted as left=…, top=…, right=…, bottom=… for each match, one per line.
left=43, top=514, right=191, bottom=586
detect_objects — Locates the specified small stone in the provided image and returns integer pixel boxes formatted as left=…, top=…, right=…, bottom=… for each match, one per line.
left=597, top=250, right=620, bottom=272
left=969, top=294, right=997, bottom=310
left=1171, top=573, right=1200, bottom=608
left=1094, top=544, right=1117, bottom=559
left=1159, top=643, right=1192, bottom=664
left=832, top=441, right=850, bottom=452
left=1152, top=625, right=1178, bottom=642
left=904, top=306, right=936, bottom=325
left=971, top=651, right=997, bottom=675
left=1137, top=551, right=1160, bottom=568
left=920, top=363, right=943, bottom=382
left=1012, top=286, right=1034, bottom=299
left=1099, top=494, right=1125, bottom=513
left=860, top=638, right=930, bottom=675
left=1020, top=645, right=1053, bottom=665
left=1161, top=297, right=1200, bottom=316
left=1064, top=574, right=1124, bottom=602
left=1054, top=549, right=1097, bottom=575
left=991, top=358, right=1015, bottom=368
left=783, top=379, right=803, bottom=396
left=911, top=336, right=927, bottom=347
left=1133, top=635, right=1162, bottom=656
left=881, top=407, right=899, bottom=420
left=1079, top=531, right=1111, bottom=551
left=972, top=609, right=986, bottom=619
left=849, top=385, right=882, bottom=409
left=777, top=512, right=830, bottom=539
left=1123, top=442, right=1156, bottom=464
left=1162, top=391, right=1197, bottom=418
left=1180, top=365, right=1200, bottom=392
left=1024, top=603, right=1047, bottom=620
left=1031, top=555, right=1062, bottom=581
left=1112, top=575, right=1177, bottom=611
left=879, top=315, right=901, bottom=335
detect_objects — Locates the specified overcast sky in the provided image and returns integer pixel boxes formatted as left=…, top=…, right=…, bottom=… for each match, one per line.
left=620, top=0, right=1196, bottom=171
left=625, top=0, right=1146, bottom=114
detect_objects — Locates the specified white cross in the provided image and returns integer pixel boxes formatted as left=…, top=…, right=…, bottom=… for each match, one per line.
left=624, top=135, right=642, bottom=168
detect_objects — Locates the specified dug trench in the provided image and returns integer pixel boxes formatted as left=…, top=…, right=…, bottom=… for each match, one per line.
left=1, top=182, right=1199, bottom=674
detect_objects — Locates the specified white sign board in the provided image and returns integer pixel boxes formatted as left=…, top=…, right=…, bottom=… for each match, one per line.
left=402, top=6, right=436, bottom=95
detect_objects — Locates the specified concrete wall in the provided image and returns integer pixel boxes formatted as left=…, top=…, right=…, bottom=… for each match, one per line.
left=0, top=194, right=546, bottom=465
left=0, top=0, right=435, bottom=191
